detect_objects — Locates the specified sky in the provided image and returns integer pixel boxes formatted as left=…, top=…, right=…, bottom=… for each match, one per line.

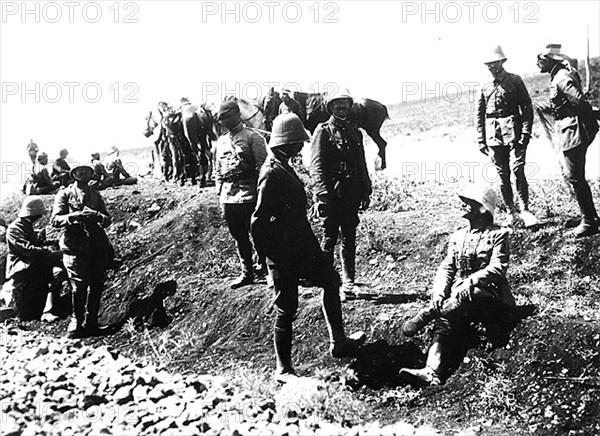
left=1, top=0, right=599, bottom=198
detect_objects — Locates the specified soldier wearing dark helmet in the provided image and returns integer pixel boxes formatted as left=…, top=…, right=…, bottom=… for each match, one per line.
left=310, top=90, right=372, bottom=300
left=476, top=45, right=538, bottom=228
left=251, top=113, right=366, bottom=383
left=535, top=43, right=600, bottom=237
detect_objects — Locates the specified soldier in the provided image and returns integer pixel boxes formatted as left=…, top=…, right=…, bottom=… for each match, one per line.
left=535, top=43, right=600, bottom=237
left=51, top=165, right=113, bottom=338
left=310, top=90, right=372, bottom=299
left=399, top=184, right=518, bottom=386
left=214, top=100, right=268, bottom=288
left=251, top=113, right=366, bottom=383
left=52, top=149, right=72, bottom=187
left=5, top=196, right=67, bottom=322
left=476, top=45, right=538, bottom=228
left=23, top=152, right=60, bottom=195
left=26, top=139, right=39, bottom=165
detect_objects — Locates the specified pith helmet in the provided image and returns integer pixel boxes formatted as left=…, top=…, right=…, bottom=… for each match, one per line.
left=325, top=89, right=354, bottom=114
left=458, top=184, right=498, bottom=217
left=484, top=45, right=507, bottom=64
left=537, top=43, right=566, bottom=61
left=269, top=113, right=310, bottom=149
left=19, top=196, right=46, bottom=217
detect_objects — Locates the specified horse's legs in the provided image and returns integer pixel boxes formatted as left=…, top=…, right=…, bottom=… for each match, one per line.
left=366, top=128, right=388, bottom=171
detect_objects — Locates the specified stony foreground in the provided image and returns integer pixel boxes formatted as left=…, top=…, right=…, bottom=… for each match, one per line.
left=0, top=325, right=452, bottom=436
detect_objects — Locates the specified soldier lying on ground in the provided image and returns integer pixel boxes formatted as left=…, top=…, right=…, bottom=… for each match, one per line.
left=4, top=196, right=69, bottom=322
left=399, top=183, right=518, bottom=386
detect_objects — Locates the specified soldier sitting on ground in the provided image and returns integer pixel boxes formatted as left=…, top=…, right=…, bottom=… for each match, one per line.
left=23, top=152, right=60, bottom=195
left=4, top=196, right=69, bottom=322
left=399, top=183, right=518, bottom=386
left=105, top=146, right=138, bottom=187
left=51, top=149, right=73, bottom=187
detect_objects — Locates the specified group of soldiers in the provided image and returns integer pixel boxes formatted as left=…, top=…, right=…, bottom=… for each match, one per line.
left=1, top=42, right=598, bottom=385
left=22, top=144, right=138, bottom=195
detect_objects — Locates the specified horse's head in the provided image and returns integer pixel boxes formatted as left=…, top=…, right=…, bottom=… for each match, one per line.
left=144, top=110, right=159, bottom=137
left=263, top=91, right=282, bottom=131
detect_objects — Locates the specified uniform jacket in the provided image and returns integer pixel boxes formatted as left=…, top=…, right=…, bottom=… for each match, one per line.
left=476, top=72, right=533, bottom=146
left=548, top=64, right=599, bottom=150
left=432, top=225, right=515, bottom=307
left=51, top=183, right=112, bottom=255
left=5, top=217, right=51, bottom=279
left=310, top=116, right=372, bottom=204
left=52, top=158, right=71, bottom=179
left=28, top=163, right=54, bottom=190
left=251, top=153, right=321, bottom=267
left=215, top=123, right=267, bottom=204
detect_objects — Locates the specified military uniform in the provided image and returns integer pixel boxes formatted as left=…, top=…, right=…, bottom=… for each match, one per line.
left=52, top=157, right=72, bottom=187
left=279, top=98, right=304, bottom=121
left=215, top=122, right=267, bottom=281
left=476, top=72, right=533, bottom=214
left=5, top=217, right=65, bottom=320
left=51, top=182, right=113, bottom=333
left=538, top=63, right=599, bottom=229
left=430, top=224, right=516, bottom=339
left=310, top=115, right=371, bottom=285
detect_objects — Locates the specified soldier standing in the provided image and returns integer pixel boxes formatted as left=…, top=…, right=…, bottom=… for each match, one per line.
left=535, top=43, right=599, bottom=237
left=251, top=113, right=366, bottom=383
left=215, top=100, right=268, bottom=288
left=399, top=184, right=518, bottom=386
left=310, top=90, right=371, bottom=299
left=51, top=165, right=113, bottom=338
left=476, top=45, right=538, bottom=227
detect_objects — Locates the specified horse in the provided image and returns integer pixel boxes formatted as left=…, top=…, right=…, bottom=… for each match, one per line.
left=258, top=87, right=282, bottom=132
left=293, top=92, right=390, bottom=170
left=144, top=106, right=199, bottom=185
left=180, top=100, right=218, bottom=187
left=144, top=109, right=170, bottom=178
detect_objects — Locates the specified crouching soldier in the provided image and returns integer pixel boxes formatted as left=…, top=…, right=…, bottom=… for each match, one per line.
left=5, top=196, right=68, bottom=321
left=51, top=166, right=114, bottom=338
left=251, top=114, right=366, bottom=383
left=399, top=184, right=518, bottom=386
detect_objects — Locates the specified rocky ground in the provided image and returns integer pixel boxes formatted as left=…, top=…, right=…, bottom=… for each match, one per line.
left=1, top=324, right=447, bottom=436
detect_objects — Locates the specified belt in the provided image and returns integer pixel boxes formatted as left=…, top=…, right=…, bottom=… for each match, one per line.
left=486, top=112, right=514, bottom=119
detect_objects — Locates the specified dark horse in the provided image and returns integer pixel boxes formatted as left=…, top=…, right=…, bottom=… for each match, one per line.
left=180, top=99, right=218, bottom=186
left=258, top=87, right=282, bottom=133
left=294, top=92, right=390, bottom=170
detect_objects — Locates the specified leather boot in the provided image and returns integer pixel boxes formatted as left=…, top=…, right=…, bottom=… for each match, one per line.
left=68, top=286, right=87, bottom=339
left=399, top=366, right=441, bottom=386
left=401, top=307, right=438, bottom=337
left=573, top=217, right=599, bottom=238
left=273, top=327, right=296, bottom=383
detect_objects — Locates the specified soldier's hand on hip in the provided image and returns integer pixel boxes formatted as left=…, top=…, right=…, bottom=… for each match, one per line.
left=478, top=142, right=489, bottom=156
left=431, top=294, right=445, bottom=312
left=359, top=196, right=371, bottom=211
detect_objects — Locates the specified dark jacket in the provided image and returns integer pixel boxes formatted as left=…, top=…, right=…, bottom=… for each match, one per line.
left=251, top=154, right=321, bottom=268
left=476, top=71, right=533, bottom=147
left=310, top=116, right=372, bottom=205
left=5, top=217, right=51, bottom=279
left=51, top=183, right=112, bottom=256
left=548, top=64, right=599, bottom=150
